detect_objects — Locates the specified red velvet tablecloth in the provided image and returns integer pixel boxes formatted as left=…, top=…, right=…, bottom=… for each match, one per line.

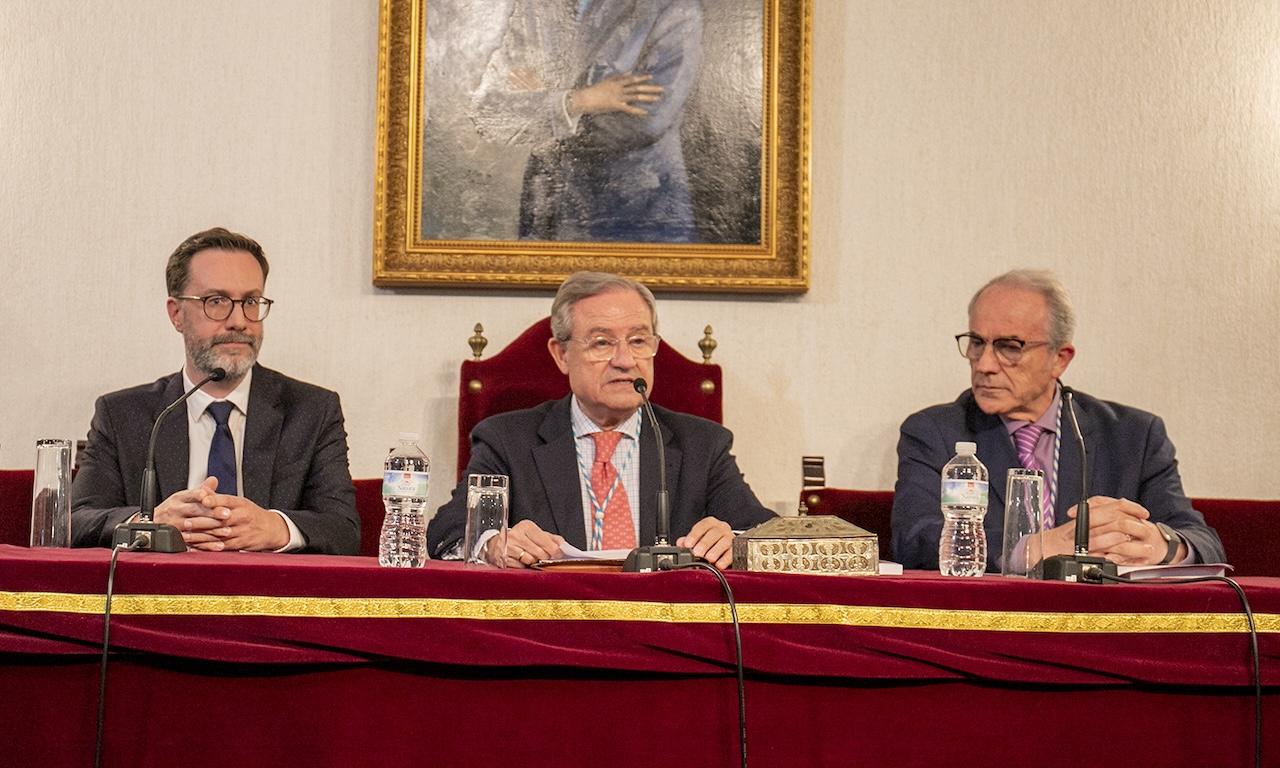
left=1, top=545, right=1276, bottom=767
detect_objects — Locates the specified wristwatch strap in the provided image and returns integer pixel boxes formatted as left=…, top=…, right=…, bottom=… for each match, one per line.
left=1155, top=522, right=1179, bottom=565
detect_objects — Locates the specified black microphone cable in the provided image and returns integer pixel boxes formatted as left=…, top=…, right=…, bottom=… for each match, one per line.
left=95, top=538, right=145, bottom=768
left=663, top=560, right=747, bottom=768
left=1084, top=568, right=1261, bottom=768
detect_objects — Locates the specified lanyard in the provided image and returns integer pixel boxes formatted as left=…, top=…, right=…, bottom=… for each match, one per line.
left=1047, top=395, right=1062, bottom=518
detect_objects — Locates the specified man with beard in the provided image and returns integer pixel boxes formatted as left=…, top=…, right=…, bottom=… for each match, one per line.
left=71, top=228, right=359, bottom=553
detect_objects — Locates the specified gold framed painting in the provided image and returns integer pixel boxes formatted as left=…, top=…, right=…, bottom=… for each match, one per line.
left=373, top=0, right=810, bottom=292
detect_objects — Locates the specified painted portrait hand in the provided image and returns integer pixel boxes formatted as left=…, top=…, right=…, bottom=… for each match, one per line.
left=191, top=491, right=290, bottom=552
left=153, top=476, right=228, bottom=544
left=677, top=516, right=736, bottom=569
left=568, top=72, right=664, bottom=117
left=489, top=519, right=565, bottom=569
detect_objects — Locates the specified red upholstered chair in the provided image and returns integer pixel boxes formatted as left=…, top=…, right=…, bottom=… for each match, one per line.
left=353, top=478, right=385, bottom=558
left=799, top=487, right=895, bottom=564
left=0, top=469, right=34, bottom=547
left=456, top=317, right=722, bottom=480
left=1192, top=497, right=1279, bottom=577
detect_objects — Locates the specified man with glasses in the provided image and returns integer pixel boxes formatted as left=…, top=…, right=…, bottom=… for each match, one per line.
left=427, top=271, right=775, bottom=567
left=71, top=227, right=359, bottom=553
left=891, top=269, right=1223, bottom=571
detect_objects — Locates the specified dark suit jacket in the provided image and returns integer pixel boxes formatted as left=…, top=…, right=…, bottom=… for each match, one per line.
left=891, top=388, right=1225, bottom=571
left=427, top=396, right=775, bottom=557
left=71, top=365, right=359, bottom=554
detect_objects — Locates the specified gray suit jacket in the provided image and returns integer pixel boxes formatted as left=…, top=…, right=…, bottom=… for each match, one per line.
left=427, top=396, right=775, bottom=557
left=71, top=365, right=359, bottom=554
left=891, top=388, right=1225, bottom=571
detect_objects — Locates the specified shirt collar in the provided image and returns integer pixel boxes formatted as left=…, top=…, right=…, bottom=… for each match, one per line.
left=570, top=396, right=641, bottom=441
left=1000, top=382, right=1061, bottom=436
left=184, top=366, right=253, bottom=424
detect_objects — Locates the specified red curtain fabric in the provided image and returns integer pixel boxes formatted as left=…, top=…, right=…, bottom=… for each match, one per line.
left=1, top=546, right=1275, bottom=686
left=5, top=659, right=1274, bottom=768
left=2, top=546, right=1276, bottom=767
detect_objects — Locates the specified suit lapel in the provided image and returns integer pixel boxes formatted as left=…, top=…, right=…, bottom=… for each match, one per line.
left=533, top=398, right=588, bottom=549
left=970, top=405, right=1017, bottom=509
left=1054, top=391, right=1099, bottom=523
left=637, top=409, right=681, bottom=548
left=242, top=365, right=282, bottom=508
left=155, top=373, right=190, bottom=498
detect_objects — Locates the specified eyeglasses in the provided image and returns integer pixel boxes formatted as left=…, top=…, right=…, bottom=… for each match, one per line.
left=571, top=333, right=661, bottom=362
left=176, top=295, right=274, bottom=322
left=955, top=332, right=1050, bottom=365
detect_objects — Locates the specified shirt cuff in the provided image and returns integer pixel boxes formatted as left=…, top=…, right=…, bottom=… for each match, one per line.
left=272, top=510, right=306, bottom=553
left=558, top=89, right=582, bottom=136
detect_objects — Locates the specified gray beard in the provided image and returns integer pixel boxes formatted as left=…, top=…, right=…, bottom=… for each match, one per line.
left=188, top=333, right=260, bottom=381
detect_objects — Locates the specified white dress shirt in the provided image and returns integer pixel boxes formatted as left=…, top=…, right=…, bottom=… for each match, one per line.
left=182, top=368, right=304, bottom=551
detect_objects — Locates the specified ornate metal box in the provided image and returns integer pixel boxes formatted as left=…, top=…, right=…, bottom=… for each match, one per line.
left=732, top=515, right=879, bottom=575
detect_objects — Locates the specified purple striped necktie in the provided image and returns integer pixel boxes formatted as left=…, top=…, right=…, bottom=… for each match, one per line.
left=1013, top=424, right=1052, bottom=528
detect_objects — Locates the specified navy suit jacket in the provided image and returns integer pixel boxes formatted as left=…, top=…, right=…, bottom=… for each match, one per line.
left=427, top=396, right=775, bottom=558
left=891, top=389, right=1225, bottom=571
left=71, top=365, right=359, bottom=554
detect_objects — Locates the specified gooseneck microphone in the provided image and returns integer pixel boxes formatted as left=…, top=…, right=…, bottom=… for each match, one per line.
left=623, top=378, right=695, bottom=572
left=1041, top=385, right=1118, bottom=583
left=111, top=367, right=226, bottom=552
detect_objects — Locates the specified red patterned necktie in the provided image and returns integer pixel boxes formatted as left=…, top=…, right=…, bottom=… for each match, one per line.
left=1014, top=424, right=1052, bottom=528
left=590, top=431, right=635, bottom=550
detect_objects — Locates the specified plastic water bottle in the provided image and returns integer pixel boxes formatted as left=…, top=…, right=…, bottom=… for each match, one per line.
left=939, top=441, right=988, bottom=577
left=378, top=433, right=430, bottom=567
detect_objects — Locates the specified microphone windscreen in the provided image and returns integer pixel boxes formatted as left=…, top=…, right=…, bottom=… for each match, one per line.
left=210, top=367, right=227, bottom=381
left=632, top=378, right=648, bottom=394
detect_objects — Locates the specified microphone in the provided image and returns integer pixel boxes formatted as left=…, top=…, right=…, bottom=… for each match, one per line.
left=111, top=367, right=227, bottom=552
left=1041, top=385, right=1117, bottom=583
left=622, top=378, right=694, bottom=572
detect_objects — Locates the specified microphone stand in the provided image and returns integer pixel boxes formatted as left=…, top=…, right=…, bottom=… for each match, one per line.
left=623, top=378, right=694, bottom=573
left=1041, top=385, right=1117, bottom=583
left=111, top=367, right=226, bottom=552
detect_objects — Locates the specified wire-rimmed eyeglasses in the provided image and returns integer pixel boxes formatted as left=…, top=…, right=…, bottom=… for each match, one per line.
left=570, top=333, right=661, bottom=362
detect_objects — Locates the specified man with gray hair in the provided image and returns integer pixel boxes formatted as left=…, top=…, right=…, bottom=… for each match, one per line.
left=891, top=269, right=1224, bottom=571
left=427, top=271, right=775, bottom=567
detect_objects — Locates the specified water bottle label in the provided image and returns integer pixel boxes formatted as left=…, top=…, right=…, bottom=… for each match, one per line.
left=383, top=470, right=429, bottom=497
left=941, top=479, right=988, bottom=506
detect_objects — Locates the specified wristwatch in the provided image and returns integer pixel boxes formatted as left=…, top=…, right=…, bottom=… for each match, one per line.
left=1154, top=522, right=1179, bottom=565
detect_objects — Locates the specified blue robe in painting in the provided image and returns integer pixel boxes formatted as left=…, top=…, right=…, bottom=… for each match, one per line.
left=471, top=0, right=703, bottom=243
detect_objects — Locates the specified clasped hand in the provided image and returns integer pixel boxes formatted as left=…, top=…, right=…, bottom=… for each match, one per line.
left=152, top=476, right=289, bottom=551
left=1038, top=496, right=1183, bottom=566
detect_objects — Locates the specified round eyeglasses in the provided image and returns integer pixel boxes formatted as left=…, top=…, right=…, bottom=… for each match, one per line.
left=176, top=295, right=274, bottom=322
left=955, top=332, right=1049, bottom=366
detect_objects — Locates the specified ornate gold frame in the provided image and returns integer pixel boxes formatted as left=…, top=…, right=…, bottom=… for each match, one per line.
left=372, top=0, right=810, bottom=293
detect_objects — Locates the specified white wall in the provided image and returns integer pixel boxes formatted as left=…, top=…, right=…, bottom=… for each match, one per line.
left=2, top=1, right=1277, bottom=518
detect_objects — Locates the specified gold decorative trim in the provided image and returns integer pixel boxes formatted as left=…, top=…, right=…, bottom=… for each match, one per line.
left=371, top=0, right=811, bottom=292
left=2, top=591, right=1275, bottom=634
